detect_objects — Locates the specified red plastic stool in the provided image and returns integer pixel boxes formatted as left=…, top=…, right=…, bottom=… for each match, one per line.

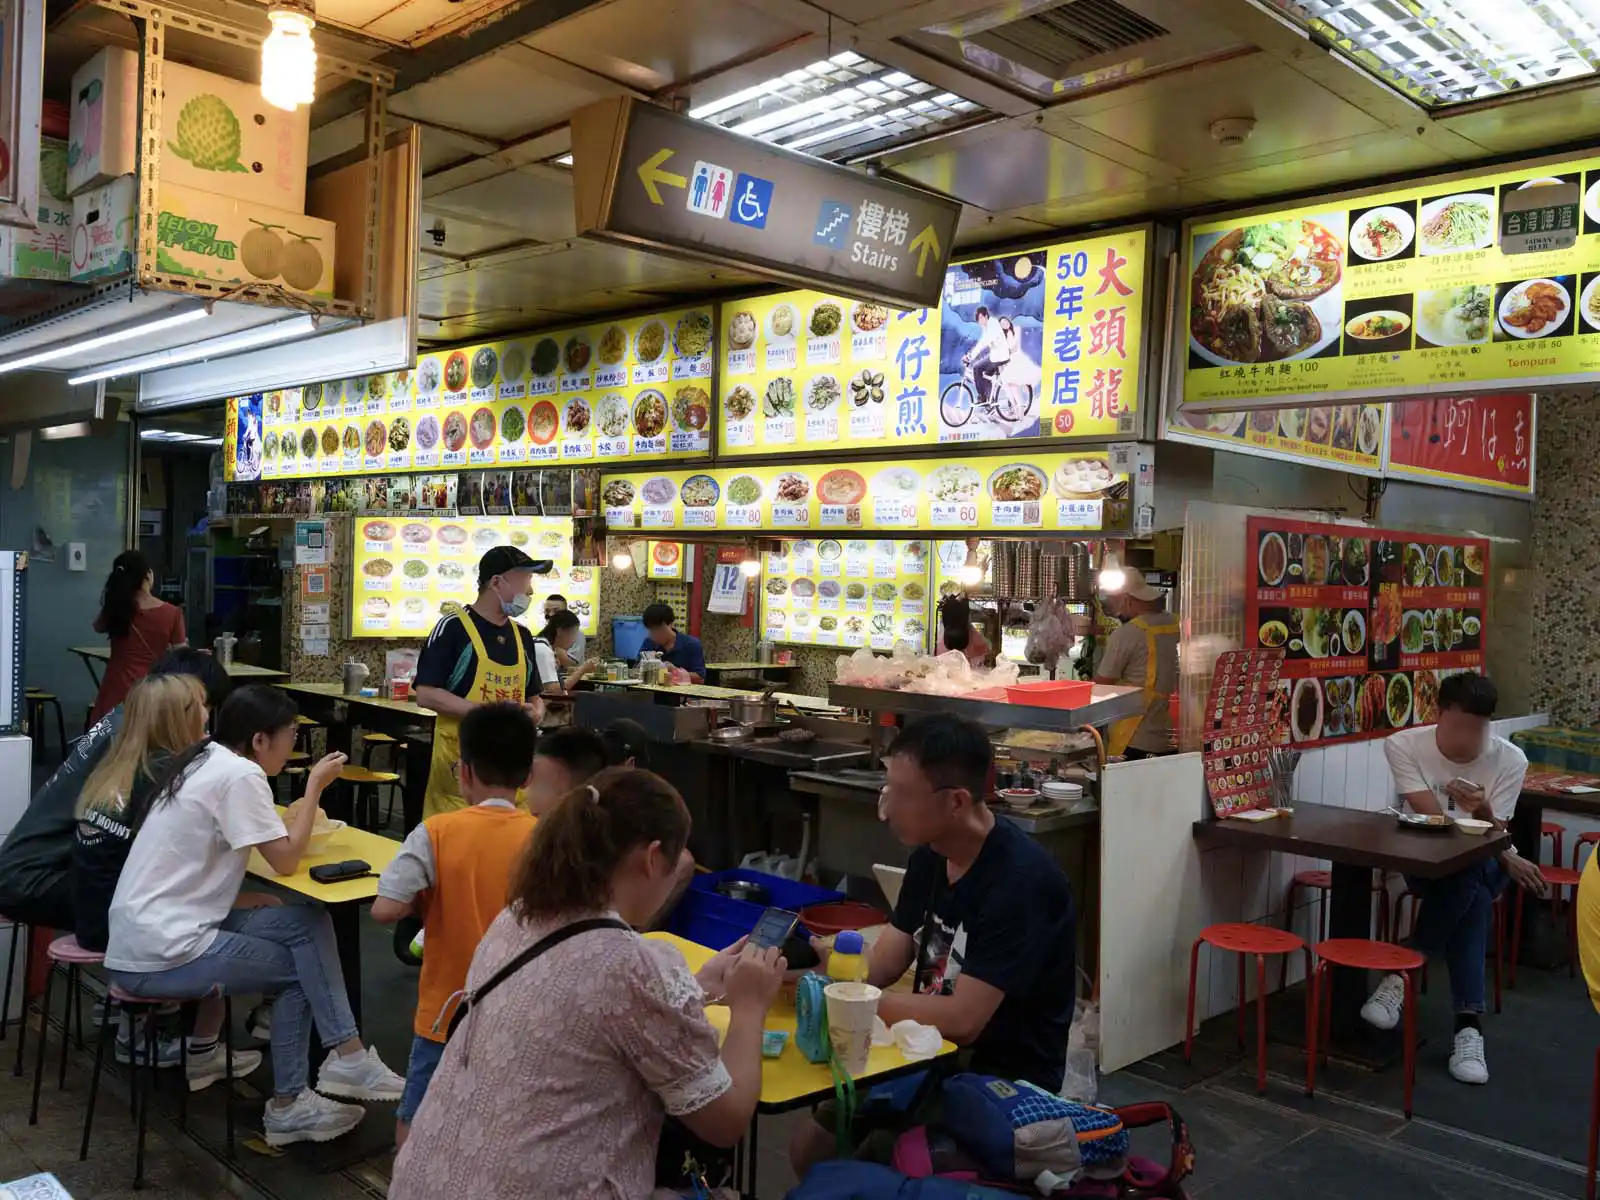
left=30, top=935, right=103, bottom=1125
left=1511, top=864, right=1581, bottom=986
left=1281, top=869, right=1391, bottom=988
left=1544, top=822, right=1567, bottom=868
left=1306, top=939, right=1425, bottom=1117
left=1184, top=923, right=1310, bottom=1093
left=1575, top=831, right=1600, bottom=873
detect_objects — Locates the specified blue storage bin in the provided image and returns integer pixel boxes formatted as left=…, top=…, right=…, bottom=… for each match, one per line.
left=690, top=869, right=844, bottom=911
left=668, top=870, right=846, bottom=950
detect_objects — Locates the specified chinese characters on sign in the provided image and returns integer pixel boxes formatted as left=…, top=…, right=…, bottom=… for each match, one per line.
left=1386, top=393, right=1534, bottom=495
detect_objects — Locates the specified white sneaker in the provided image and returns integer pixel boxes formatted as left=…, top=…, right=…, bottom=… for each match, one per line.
left=1360, top=973, right=1406, bottom=1031
left=185, top=1044, right=263, bottom=1092
left=245, top=1002, right=272, bottom=1042
left=262, top=1088, right=366, bottom=1146
left=316, top=1046, right=405, bottom=1102
left=1449, top=1027, right=1489, bottom=1085
left=115, top=1031, right=182, bottom=1069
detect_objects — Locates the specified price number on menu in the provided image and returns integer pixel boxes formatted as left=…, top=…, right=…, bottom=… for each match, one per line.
left=669, top=431, right=709, bottom=454
left=725, top=505, right=760, bottom=527
left=604, top=506, right=635, bottom=528
left=819, top=561, right=841, bottom=578
left=726, top=349, right=755, bottom=376
left=498, top=381, right=526, bottom=401
left=499, top=444, right=527, bottom=465
left=468, top=446, right=495, bottom=465
left=848, top=409, right=883, bottom=440
left=772, top=504, right=809, bottom=527
left=792, top=594, right=812, bottom=611
left=363, top=454, right=384, bottom=472
left=441, top=449, right=467, bottom=467
left=930, top=501, right=978, bottom=527
left=765, top=344, right=797, bottom=371
left=414, top=389, right=440, bottom=410
left=870, top=633, right=894, bottom=651
left=804, top=413, right=838, bottom=443
left=561, top=439, right=592, bottom=460
left=724, top=421, right=755, bottom=448
left=632, top=362, right=669, bottom=386
left=872, top=558, right=897, bottom=579
left=364, top=577, right=391, bottom=593
left=844, top=597, right=868, bottom=614
left=851, top=332, right=887, bottom=361
left=764, top=418, right=796, bottom=445
left=341, top=397, right=364, bottom=419
left=634, top=435, right=667, bottom=456
left=361, top=615, right=388, bottom=631
left=596, top=436, right=629, bottom=458
left=341, top=452, right=361, bottom=473
left=873, top=498, right=917, bottom=526
left=560, top=373, right=592, bottom=394
left=1057, top=499, right=1103, bottom=529
left=363, top=538, right=392, bottom=553
left=642, top=505, right=674, bottom=528
left=365, top=394, right=386, bottom=416
left=843, top=630, right=866, bottom=648
left=403, top=578, right=429, bottom=593
left=594, top=366, right=626, bottom=389
left=672, top=355, right=712, bottom=380
left=529, top=376, right=557, bottom=398
left=819, top=504, right=858, bottom=527
left=806, top=337, right=841, bottom=365
left=529, top=443, right=560, bottom=462
left=468, top=386, right=495, bottom=405
left=412, top=450, right=440, bottom=469
left=872, top=596, right=896, bottom=613
left=683, top=507, right=716, bottom=527
left=991, top=501, right=1040, bottom=528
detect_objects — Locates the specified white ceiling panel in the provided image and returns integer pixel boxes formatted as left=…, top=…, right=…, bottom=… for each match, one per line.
left=1441, top=87, right=1600, bottom=155
left=523, top=0, right=802, bottom=91
left=1185, top=134, right=1458, bottom=204
left=886, top=124, right=1149, bottom=214
left=425, top=169, right=580, bottom=243
left=388, top=45, right=622, bottom=142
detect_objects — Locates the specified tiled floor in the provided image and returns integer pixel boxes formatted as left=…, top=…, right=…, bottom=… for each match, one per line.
left=4, top=904, right=1596, bottom=1197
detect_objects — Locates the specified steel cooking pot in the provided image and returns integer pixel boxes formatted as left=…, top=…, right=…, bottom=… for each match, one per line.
left=727, top=694, right=777, bottom=726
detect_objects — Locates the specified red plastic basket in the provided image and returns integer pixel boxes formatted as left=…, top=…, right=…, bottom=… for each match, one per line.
left=1005, top=680, right=1094, bottom=709
left=798, top=901, right=888, bottom=936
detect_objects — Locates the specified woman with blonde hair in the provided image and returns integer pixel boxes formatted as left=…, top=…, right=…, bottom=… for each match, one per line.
left=72, top=673, right=261, bottom=1089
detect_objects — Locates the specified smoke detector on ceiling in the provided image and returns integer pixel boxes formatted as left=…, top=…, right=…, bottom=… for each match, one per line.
left=1210, top=118, right=1256, bottom=147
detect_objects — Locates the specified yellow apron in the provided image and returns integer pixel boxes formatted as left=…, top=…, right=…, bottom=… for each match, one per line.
left=422, top=603, right=527, bottom=819
left=1106, top=612, right=1180, bottom=757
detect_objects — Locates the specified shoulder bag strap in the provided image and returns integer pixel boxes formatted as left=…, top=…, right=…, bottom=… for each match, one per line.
left=446, top=917, right=630, bottom=1040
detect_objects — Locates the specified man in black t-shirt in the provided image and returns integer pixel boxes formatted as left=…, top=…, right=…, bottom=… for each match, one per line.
left=789, top=713, right=1077, bottom=1175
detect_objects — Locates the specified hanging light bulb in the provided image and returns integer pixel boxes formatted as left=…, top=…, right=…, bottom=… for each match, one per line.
left=958, top=563, right=982, bottom=587
left=1098, top=548, right=1127, bottom=594
left=739, top=549, right=762, bottom=577
left=261, top=1, right=318, bottom=113
left=611, top=549, right=632, bottom=571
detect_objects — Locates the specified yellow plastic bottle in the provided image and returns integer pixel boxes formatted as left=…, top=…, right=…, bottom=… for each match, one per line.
left=828, top=930, right=869, bottom=983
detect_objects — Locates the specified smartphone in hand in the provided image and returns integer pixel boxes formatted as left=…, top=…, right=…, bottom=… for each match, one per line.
left=747, top=907, right=800, bottom=951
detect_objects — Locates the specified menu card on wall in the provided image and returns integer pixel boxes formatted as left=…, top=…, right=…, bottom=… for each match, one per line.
left=762, top=538, right=932, bottom=651
left=1204, top=649, right=1286, bottom=819
left=1246, top=516, right=1489, bottom=750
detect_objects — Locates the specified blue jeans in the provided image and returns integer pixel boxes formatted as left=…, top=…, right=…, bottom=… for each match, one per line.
left=1405, top=858, right=1508, bottom=1015
left=397, top=1034, right=446, bottom=1124
left=109, top=904, right=360, bottom=1098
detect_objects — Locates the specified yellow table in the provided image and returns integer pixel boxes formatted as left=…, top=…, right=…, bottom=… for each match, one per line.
left=646, top=932, right=956, bottom=1109
left=69, top=645, right=289, bottom=686
left=247, top=814, right=401, bottom=1026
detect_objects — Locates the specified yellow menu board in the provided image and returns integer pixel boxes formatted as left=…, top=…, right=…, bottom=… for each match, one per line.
left=347, top=515, right=597, bottom=639
left=718, top=229, right=1149, bottom=453
left=599, top=451, right=1128, bottom=536
left=1182, top=152, right=1600, bottom=410
left=238, top=305, right=713, bottom=482
left=762, top=539, right=933, bottom=652
left=1166, top=400, right=1389, bottom=476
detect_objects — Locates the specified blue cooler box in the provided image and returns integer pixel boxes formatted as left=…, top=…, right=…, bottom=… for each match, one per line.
left=666, top=869, right=845, bottom=950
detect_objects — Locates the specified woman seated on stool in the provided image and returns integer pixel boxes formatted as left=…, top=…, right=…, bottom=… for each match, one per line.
left=390, top=766, right=785, bottom=1199
left=533, top=608, right=599, bottom=696
left=104, top=684, right=407, bottom=1146
left=74, top=673, right=263, bottom=1087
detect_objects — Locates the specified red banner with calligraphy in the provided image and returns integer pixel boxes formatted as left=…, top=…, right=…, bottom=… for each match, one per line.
left=1246, top=516, right=1490, bottom=750
left=1386, top=394, right=1534, bottom=496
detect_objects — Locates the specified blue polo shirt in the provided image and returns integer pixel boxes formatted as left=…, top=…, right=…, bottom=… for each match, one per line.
left=657, top=630, right=705, bottom=678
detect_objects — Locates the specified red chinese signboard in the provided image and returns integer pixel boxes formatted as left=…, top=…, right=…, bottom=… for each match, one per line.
left=1386, top=394, right=1534, bottom=496
left=1246, top=516, right=1490, bottom=750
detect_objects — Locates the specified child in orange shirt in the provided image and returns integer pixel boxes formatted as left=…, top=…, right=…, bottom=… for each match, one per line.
left=372, top=702, right=538, bottom=1147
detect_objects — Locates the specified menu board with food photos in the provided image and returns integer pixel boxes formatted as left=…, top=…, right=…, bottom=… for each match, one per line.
left=228, top=305, right=713, bottom=482
left=348, top=515, right=597, bottom=639
left=1247, top=516, right=1489, bottom=750
left=718, top=228, right=1150, bottom=454
left=1182, top=150, right=1600, bottom=412
left=1166, top=401, right=1388, bottom=476
left=761, top=539, right=933, bottom=651
left=1204, top=649, right=1286, bottom=818
left=599, top=451, right=1128, bottom=536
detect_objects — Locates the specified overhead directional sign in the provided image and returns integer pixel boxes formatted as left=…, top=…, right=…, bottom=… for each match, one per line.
left=571, top=97, right=962, bottom=310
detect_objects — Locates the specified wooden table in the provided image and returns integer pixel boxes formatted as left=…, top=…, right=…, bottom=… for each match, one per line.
left=277, top=682, right=437, bottom=833
left=1195, top=804, right=1509, bottom=1062
left=247, top=816, right=402, bottom=1029
left=647, top=932, right=955, bottom=1192
left=70, top=645, right=289, bottom=690
left=1509, top=768, right=1600, bottom=965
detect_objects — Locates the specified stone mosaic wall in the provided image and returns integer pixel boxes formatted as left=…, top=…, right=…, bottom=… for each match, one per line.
left=1530, top=391, right=1594, bottom=724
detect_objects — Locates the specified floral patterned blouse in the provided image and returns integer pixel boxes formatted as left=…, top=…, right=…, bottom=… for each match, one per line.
left=389, top=908, right=731, bottom=1199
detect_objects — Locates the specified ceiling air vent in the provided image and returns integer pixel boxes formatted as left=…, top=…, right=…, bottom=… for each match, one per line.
left=971, top=0, right=1168, bottom=73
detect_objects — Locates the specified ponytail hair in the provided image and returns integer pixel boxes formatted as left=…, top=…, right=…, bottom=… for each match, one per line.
left=149, top=683, right=299, bottom=808
left=510, top=766, right=688, bottom=919
left=938, top=594, right=971, bottom=653
left=99, top=550, right=151, bottom=639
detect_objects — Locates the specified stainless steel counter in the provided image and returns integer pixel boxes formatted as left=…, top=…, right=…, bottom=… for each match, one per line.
left=826, top=682, right=1145, bottom=734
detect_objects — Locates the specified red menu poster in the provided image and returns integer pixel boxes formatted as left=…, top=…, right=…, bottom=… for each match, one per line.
left=1247, top=516, right=1489, bottom=750
left=1387, top=394, right=1534, bottom=496
left=1204, top=648, right=1286, bottom=818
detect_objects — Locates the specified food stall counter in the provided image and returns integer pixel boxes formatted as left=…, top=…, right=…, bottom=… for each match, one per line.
left=827, top=681, right=1144, bottom=735
left=791, top=769, right=1098, bottom=837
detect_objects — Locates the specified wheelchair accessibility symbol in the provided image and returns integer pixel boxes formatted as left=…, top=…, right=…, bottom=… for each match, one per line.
left=729, top=173, right=773, bottom=230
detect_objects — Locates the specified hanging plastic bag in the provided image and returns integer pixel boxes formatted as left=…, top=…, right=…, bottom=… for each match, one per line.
left=1060, top=967, right=1100, bottom=1103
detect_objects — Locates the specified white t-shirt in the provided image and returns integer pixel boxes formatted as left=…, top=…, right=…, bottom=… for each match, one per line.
left=1383, top=726, right=1529, bottom=822
left=104, top=743, right=288, bottom=973
left=978, top=319, right=1010, bottom=365
left=533, top=639, right=558, bottom=690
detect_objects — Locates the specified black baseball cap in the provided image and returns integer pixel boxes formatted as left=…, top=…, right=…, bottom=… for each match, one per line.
left=477, top=545, right=551, bottom=588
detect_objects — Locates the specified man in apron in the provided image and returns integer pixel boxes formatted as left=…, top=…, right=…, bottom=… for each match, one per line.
left=1094, top=579, right=1179, bottom=759
left=413, top=546, right=548, bottom=818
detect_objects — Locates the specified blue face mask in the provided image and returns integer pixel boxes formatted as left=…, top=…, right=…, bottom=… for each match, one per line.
left=495, top=579, right=531, bottom=618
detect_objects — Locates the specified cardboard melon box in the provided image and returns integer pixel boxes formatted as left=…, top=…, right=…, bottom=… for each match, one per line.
left=0, top=138, right=73, bottom=281
left=67, top=46, right=140, bottom=195
left=71, top=175, right=335, bottom=300
left=162, top=61, right=309, bottom=213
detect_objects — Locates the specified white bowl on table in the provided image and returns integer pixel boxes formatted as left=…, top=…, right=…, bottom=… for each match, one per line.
left=307, top=820, right=348, bottom=855
left=1453, top=817, right=1494, bottom=836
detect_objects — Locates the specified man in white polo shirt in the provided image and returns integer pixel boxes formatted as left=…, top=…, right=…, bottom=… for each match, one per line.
left=1361, top=672, right=1544, bottom=1086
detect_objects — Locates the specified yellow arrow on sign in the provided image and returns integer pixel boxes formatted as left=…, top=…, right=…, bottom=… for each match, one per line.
left=637, top=148, right=687, bottom=206
left=910, top=223, right=942, bottom=277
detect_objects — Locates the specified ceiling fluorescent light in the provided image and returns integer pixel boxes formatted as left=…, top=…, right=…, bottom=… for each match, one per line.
left=38, top=422, right=93, bottom=441
left=69, top=316, right=318, bottom=386
left=0, top=308, right=209, bottom=376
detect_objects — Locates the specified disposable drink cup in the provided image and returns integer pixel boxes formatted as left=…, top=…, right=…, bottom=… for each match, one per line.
left=824, top=981, right=881, bottom=1074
